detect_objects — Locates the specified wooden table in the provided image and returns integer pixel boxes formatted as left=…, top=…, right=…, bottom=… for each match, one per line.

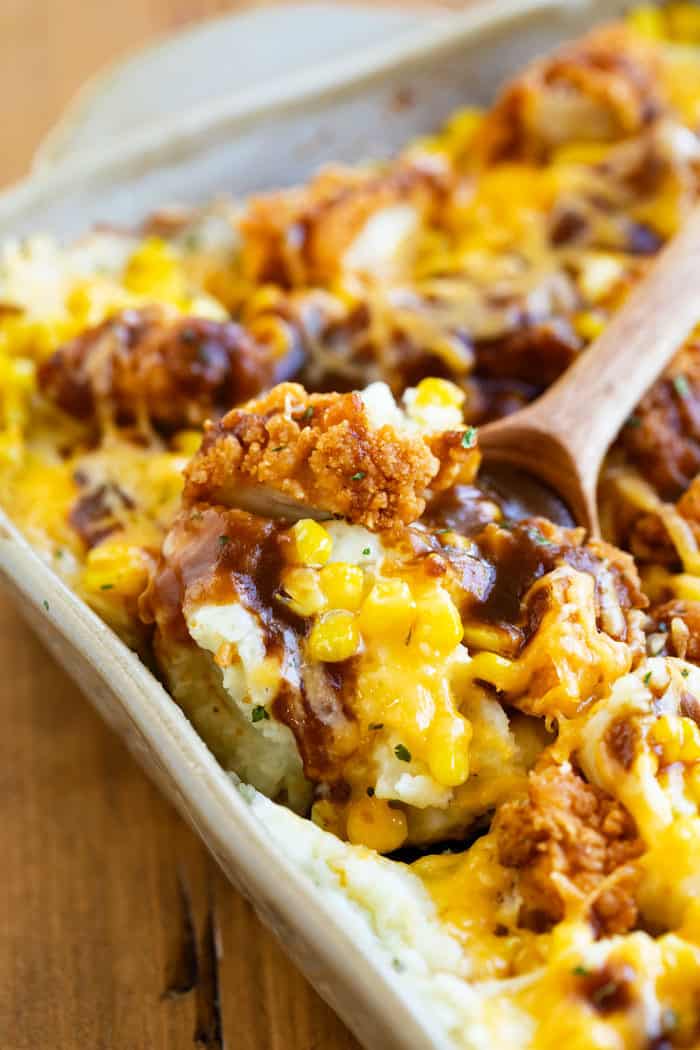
left=0, top=2, right=459, bottom=1047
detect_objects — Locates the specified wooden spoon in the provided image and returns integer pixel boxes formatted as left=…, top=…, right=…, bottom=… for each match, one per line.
left=478, top=206, right=700, bottom=537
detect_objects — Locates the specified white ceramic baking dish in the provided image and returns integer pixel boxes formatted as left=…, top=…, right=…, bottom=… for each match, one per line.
left=0, top=2, right=632, bottom=1047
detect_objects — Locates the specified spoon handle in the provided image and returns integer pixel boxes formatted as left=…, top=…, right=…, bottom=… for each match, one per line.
left=524, top=205, right=700, bottom=488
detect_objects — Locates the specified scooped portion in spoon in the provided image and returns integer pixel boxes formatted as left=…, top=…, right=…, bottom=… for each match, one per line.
left=141, top=377, right=647, bottom=852
left=183, top=379, right=481, bottom=530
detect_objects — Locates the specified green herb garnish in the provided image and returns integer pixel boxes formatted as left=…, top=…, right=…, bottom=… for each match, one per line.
left=461, top=426, right=477, bottom=449
left=100, top=583, right=114, bottom=591
left=643, top=671, right=652, bottom=685
left=529, top=527, right=553, bottom=547
left=362, top=547, right=371, bottom=556
left=394, top=744, right=412, bottom=763
left=369, top=722, right=384, bottom=731
left=218, top=535, right=230, bottom=547
left=572, top=965, right=590, bottom=977
left=351, top=471, right=366, bottom=481
left=674, top=374, right=690, bottom=398
left=251, top=706, right=269, bottom=723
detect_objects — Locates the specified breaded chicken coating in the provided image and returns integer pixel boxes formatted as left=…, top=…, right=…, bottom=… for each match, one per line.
left=238, top=161, right=447, bottom=289
left=474, top=25, right=664, bottom=164
left=39, top=305, right=301, bottom=432
left=183, top=382, right=480, bottom=532
left=620, top=343, right=700, bottom=501
left=494, top=762, right=644, bottom=935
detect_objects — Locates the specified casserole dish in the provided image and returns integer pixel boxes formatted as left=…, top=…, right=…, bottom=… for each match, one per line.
left=0, top=2, right=664, bottom=1048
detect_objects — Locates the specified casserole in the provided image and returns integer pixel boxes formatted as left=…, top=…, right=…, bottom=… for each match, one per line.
left=0, top=2, right=688, bottom=1050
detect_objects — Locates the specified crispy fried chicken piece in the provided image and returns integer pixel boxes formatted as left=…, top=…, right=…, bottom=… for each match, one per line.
left=474, top=24, right=664, bottom=164
left=239, top=161, right=446, bottom=289
left=619, top=343, right=700, bottom=501
left=183, top=382, right=480, bottom=531
left=494, top=763, right=644, bottom=935
left=38, top=306, right=301, bottom=432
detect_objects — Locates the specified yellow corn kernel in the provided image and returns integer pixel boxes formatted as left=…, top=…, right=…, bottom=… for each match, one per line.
left=444, top=106, right=483, bottom=144
left=412, top=589, right=463, bottom=653
left=308, top=611, right=360, bottom=663
left=358, top=578, right=416, bottom=639
left=628, top=4, right=664, bottom=39
left=651, top=715, right=700, bottom=764
left=346, top=797, right=407, bottom=853
left=574, top=310, right=606, bottom=343
left=281, top=567, right=326, bottom=618
left=82, top=541, right=149, bottom=599
left=288, top=519, right=333, bottom=567
left=320, top=562, right=364, bottom=612
left=172, top=429, right=203, bottom=457
left=124, top=237, right=185, bottom=302
left=427, top=714, right=472, bottom=788
left=413, top=377, right=465, bottom=410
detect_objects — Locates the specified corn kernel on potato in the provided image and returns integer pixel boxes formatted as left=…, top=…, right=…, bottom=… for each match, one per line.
left=6, top=8, right=700, bottom=1048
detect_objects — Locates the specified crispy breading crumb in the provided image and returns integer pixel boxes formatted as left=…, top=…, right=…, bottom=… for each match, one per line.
left=183, top=382, right=480, bottom=531
left=494, top=762, right=644, bottom=935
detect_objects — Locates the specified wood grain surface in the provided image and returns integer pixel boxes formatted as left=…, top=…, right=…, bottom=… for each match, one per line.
left=0, top=3, right=459, bottom=1048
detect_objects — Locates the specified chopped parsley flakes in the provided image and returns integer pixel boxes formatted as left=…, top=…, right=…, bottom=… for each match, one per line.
left=394, top=743, right=412, bottom=762
left=351, top=471, right=366, bottom=481
left=461, top=426, right=477, bottom=449
left=251, top=705, right=269, bottom=723
left=674, top=374, right=690, bottom=398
